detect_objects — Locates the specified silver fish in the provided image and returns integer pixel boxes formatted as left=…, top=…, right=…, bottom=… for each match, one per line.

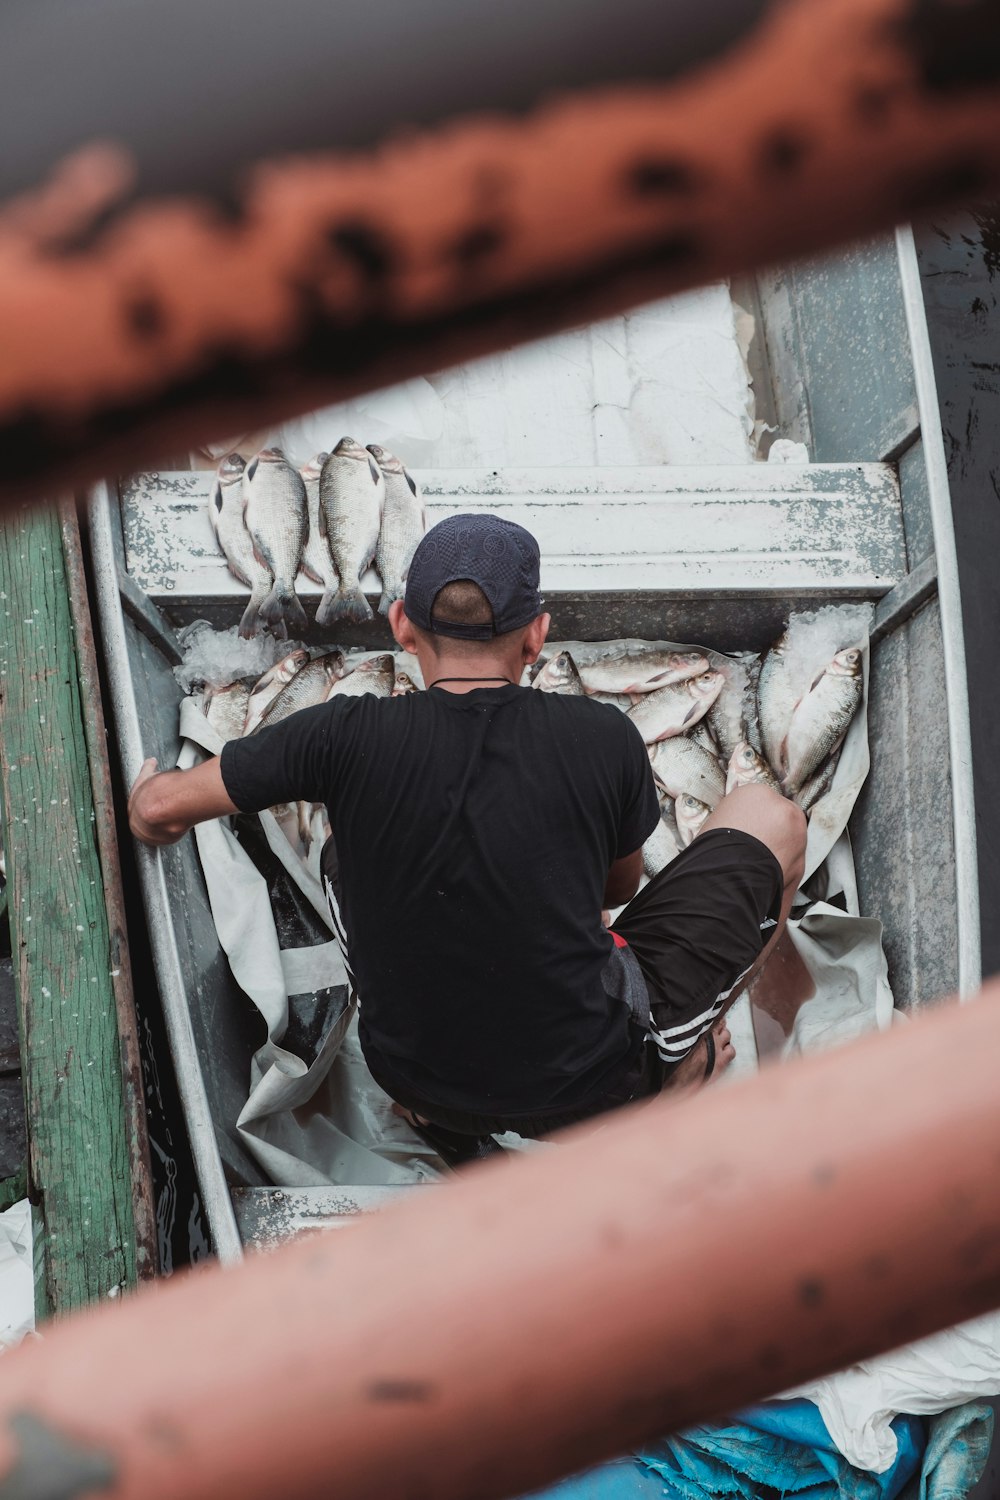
left=203, top=681, right=252, bottom=744
left=642, top=804, right=683, bottom=879
left=626, top=670, right=724, bottom=744
left=392, top=672, right=420, bottom=696
left=242, top=448, right=308, bottom=634
left=706, top=657, right=749, bottom=765
left=299, top=452, right=337, bottom=594
left=648, top=737, right=726, bottom=807
left=243, top=649, right=310, bottom=735
left=369, top=444, right=425, bottom=617
left=797, top=757, right=838, bottom=814
left=317, top=437, right=385, bottom=626
left=757, top=633, right=797, bottom=778
left=783, top=647, right=863, bottom=793
left=689, top=720, right=722, bottom=761
left=532, top=651, right=585, bottom=696
left=209, top=453, right=273, bottom=639
left=676, top=793, right=711, bottom=847
left=575, top=647, right=708, bottom=697
left=327, top=654, right=396, bottom=699
left=726, top=740, right=781, bottom=795
left=251, top=651, right=347, bottom=733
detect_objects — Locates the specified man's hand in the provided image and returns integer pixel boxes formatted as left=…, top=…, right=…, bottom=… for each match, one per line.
left=128, top=756, right=239, bottom=847
left=603, top=849, right=642, bottom=908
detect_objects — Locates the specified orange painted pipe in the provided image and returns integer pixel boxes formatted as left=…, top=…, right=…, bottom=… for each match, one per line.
left=0, top=983, right=999, bottom=1498
left=0, top=0, right=998, bottom=499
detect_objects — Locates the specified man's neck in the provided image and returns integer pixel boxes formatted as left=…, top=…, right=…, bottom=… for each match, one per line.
left=419, top=651, right=520, bottom=694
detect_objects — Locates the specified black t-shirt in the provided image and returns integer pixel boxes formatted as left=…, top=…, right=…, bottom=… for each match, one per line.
left=220, top=684, right=660, bottom=1116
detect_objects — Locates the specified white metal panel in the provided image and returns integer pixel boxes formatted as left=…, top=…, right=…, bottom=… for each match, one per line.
left=123, top=463, right=904, bottom=605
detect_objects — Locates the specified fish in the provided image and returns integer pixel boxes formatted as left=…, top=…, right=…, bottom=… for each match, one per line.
left=250, top=651, right=347, bottom=733
left=642, top=804, right=683, bottom=879
left=369, top=444, right=425, bottom=616
left=208, top=453, right=274, bottom=639
left=757, top=633, right=798, bottom=777
left=726, top=741, right=781, bottom=795
left=575, top=647, right=709, bottom=697
left=626, top=670, right=724, bottom=744
left=531, top=651, right=585, bottom=696
left=316, top=437, right=385, bottom=626
left=592, top=691, right=634, bottom=713
left=299, top=452, right=337, bottom=595
left=647, top=737, right=726, bottom=807
left=392, top=672, right=420, bottom=696
left=242, top=649, right=310, bottom=735
left=783, top=647, right=863, bottom=793
left=689, top=720, right=722, bottom=761
left=797, top=757, right=837, bottom=814
left=242, top=448, right=309, bottom=634
left=327, top=654, right=396, bottom=699
left=203, top=680, right=252, bottom=744
left=706, top=658, right=750, bottom=765
left=676, top=793, right=711, bottom=847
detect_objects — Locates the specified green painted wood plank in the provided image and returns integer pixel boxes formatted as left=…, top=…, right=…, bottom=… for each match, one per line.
left=0, top=501, right=138, bottom=1313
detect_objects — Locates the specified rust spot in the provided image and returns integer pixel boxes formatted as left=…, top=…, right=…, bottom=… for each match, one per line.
left=627, top=157, right=700, bottom=197
left=759, top=128, right=809, bottom=175
left=124, top=295, right=167, bottom=341
left=368, top=1379, right=435, bottom=1402
left=799, top=1277, right=825, bottom=1308
left=450, top=223, right=507, bottom=267
left=328, top=220, right=393, bottom=281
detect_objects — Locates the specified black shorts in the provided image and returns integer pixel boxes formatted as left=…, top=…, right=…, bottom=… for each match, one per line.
left=612, top=826, right=784, bottom=1072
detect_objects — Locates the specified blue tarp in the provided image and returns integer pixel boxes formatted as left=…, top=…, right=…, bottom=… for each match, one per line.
left=519, top=1398, right=993, bottom=1500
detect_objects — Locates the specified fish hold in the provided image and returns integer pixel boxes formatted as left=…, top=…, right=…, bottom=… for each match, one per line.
left=243, top=448, right=309, bottom=634
left=317, top=437, right=385, bottom=626
left=300, top=452, right=337, bottom=594
left=243, top=648, right=310, bottom=735
left=327, top=654, right=396, bottom=699
left=648, top=737, right=726, bottom=808
left=392, top=672, right=420, bottom=696
left=757, top=633, right=797, bottom=777
left=726, top=741, right=781, bottom=796
left=642, top=805, right=683, bottom=879
left=251, top=651, right=346, bottom=733
left=783, top=647, right=863, bottom=794
left=203, top=680, right=252, bottom=744
left=532, top=651, right=585, bottom=695
left=369, top=445, right=425, bottom=617
left=676, top=793, right=711, bottom=847
left=626, top=671, right=724, bottom=744
left=577, top=647, right=708, bottom=697
left=209, top=453, right=273, bottom=639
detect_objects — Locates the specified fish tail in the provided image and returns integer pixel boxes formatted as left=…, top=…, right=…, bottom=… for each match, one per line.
left=377, top=586, right=400, bottom=617
left=317, top=584, right=373, bottom=627
left=238, top=597, right=262, bottom=638
left=260, top=582, right=307, bottom=632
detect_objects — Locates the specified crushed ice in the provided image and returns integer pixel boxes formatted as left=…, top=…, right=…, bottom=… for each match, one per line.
left=781, top=603, right=873, bottom=700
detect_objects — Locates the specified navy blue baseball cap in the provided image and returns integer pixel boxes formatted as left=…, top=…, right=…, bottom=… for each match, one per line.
left=404, top=513, right=544, bottom=640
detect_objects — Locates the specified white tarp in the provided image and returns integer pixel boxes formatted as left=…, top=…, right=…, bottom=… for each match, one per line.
left=0, top=1200, right=34, bottom=1351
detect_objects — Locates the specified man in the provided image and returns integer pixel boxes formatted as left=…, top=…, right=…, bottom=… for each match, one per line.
left=130, top=513, right=806, bottom=1164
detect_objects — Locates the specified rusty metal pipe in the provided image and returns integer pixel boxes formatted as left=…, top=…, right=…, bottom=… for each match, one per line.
left=0, top=0, right=998, bottom=500
left=1, top=984, right=999, bottom=1498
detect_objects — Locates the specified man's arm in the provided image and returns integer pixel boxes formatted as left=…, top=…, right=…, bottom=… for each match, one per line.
left=128, top=757, right=239, bottom=847
left=604, top=848, right=642, bottom=908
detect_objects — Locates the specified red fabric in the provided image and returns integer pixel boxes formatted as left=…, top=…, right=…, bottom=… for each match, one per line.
left=609, top=930, right=628, bottom=948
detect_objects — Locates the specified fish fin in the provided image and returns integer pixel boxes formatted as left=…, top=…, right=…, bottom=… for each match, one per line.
left=405, top=469, right=419, bottom=498
left=300, top=560, right=324, bottom=585
left=211, top=483, right=223, bottom=515
left=245, top=457, right=259, bottom=483
left=317, top=584, right=374, bottom=627
left=367, top=455, right=381, bottom=485
left=259, top=583, right=307, bottom=632
left=238, top=597, right=261, bottom=638
left=682, top=703, right=701, bottom=726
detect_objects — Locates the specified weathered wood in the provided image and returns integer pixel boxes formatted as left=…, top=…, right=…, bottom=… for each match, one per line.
left=0, top=500, right=139, bottom=1311
left=59, top=500, right=157, bottom=1281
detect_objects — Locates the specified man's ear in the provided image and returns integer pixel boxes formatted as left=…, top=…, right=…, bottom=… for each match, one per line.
left=389, top=600, right=417, bottom=653
left=522, top=612, right=551, bottom=664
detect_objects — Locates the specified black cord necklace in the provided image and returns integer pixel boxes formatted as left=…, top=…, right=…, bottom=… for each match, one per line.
left=426, top=675, right=515, bottom=688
